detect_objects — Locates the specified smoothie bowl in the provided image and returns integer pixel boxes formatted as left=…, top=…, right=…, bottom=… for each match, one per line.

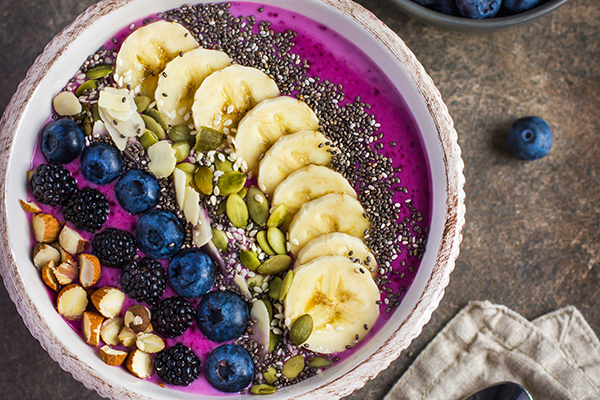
left=0, top=0, right=464, bottom=399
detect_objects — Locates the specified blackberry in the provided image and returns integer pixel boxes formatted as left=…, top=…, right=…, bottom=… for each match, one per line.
left=30, top=163, right=77, bottom=206
left=92, top=228, right=137, bottom=267
left=120, top=257, right=166, bottom=305
left=62, top=188, right=109, bottom=232
left=152, top=297, right=195, bottom=338
left=155, top=343, right=201, bottom=386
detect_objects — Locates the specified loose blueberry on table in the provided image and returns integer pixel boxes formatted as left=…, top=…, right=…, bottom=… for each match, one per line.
left=507, top=116, right=552, bottom=160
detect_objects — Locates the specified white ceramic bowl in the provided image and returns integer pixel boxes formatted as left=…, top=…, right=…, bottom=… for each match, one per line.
left=0, top=0, right=465, bottom=398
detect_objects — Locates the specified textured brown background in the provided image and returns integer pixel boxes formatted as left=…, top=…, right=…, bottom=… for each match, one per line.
left=0, top=0, right=598, bottom=399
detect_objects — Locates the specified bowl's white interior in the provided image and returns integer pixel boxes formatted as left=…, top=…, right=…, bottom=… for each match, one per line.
left=5, top=0, right=450, bottom=398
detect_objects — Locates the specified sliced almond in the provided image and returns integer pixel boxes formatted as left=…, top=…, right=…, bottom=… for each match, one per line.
left=83, top=311, right=104, bottom=346
left=99, top=345, right=128, bottom=366
left=50, top=242, right=74, bottom=264
left=124, top=305, right=152, bottom=334
left=136, top=332, right=165, bottom=354
left=32, top=243, right=61, bottom=270
left=26, top=169, right=36, bottom=181
left=32, top=213, right=60, bottom=243
left=59, top=225, right=89, bottom=255
left=118, top=326, right=137, bottom=348
left=56, top=284, right=88, bottom=320
left=20, top=199, right=41, bottom=214
left=125, top=349, right=154, bottom=379
left=100, top=317, right=123, bottom=346
left=54, top=261, right=79, bottom=285
left=91, top=287, right=125, bottom=318
left=79, top=254, right=101, bottom=288
left=41, top=261, right=60, bottom=292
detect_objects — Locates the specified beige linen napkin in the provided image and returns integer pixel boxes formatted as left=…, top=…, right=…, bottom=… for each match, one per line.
left=385, top=301, right=600, bottom=400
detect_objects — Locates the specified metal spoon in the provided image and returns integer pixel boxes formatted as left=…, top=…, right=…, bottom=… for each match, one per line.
left=462, top=382, right=533, bottom=400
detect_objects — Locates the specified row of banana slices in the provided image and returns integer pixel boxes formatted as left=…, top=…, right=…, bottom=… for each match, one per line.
left=114, top=20, right=382, bottom=354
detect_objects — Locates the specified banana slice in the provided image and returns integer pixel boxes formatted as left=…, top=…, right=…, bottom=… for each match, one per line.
left=257, top=131, right=332, bottom=197
left=235, top=96, right=319, bottom=173
left=115, top=21, right=199, bottom=98
left=295, top=233, right=378, bottom=278
left=284, top=256, right=380, bottom=354
left=287, top=193, right=369, bottom=255
left=155, top=48, right=232, bottom=126
left=191, top=64, right=280, bottom=133
left=271, top=165, right=356, bottom=229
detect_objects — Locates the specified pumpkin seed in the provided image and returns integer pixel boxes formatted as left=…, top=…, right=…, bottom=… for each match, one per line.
left=194, top=166, right=214, bottom=196
left=237, top=187, right=247, bottom=199
left=217, top=171, right=247, bottom=196
left=279, top=270, right=294, bottom=301
left=211, top=228, right=229, bottom=252
left=167, top=125, right=194, bottom=143
left=172, top=141, right=191, bottom=163
left=268, top=331, right=279, bottom=352
left=140, top=129, right=159, bottom=151
left=91, top=104, right=101, bottom=122
left=141, top=114, right=166, bottom=140
left=85, top=63, right=113, bottom=79
left=267, top=227, right=287, bottom=255
left=75, top=79, right=97, bottom=97
left=247, top=186, right=269, bottom=226
left=240, top=250, right=261, bottom=271
left=195, top=126, right=224, bottom=152
left=143, top=108, right=169, bottom=131
left=282, top=355, right=305, bottom=379
left=216, top=199, right=227, bottom=215
left=256, top=230, right=276, bottom=256
left=289, top=314, right=313, bottom=346
left=262, top=298, right=274, bottom=320
left=258, top=255, right=292, bottom=276
left=250, top=385, right=277, bottom=395
left=226, top=194, right=248, bottom=228
left=247, top=275, right=264, bottom=289
left=308, top=356, right=333, bottom=369
left=215, top=154, right=234, bottom=172
left=134, top=95, right=151, bottom=113
left=263, top=366, right=277, bottom=384
left=82, top=116, right=93, bottom=136
left=267, top=204, right=287, bottom=228
left=176, top=162, right=197, bottom=175
left=268, top=276, right=283, bottom=299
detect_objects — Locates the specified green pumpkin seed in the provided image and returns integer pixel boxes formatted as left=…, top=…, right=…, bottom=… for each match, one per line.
left=263, top=366, right=277, bottom=384
left=267, top=204, right=287, bottom=228
left=267, top=227, right=287, bottom=255
left=194, top=166, right=214, bottom=196
left=290, top=314, right=313, bottom=346
left=85, top=63, right=113, bottom=79
left=247, top=275, right=264, bottom=289
left=75, top=79, right=97, bottom=97
left=134, top=96, right=151, bottom=113
left=91, top=104, right=101, bottom=122
left=256, top=231, right=276, bottom=256
left=195, top=126, right=224, bottom=152
left=226, top=193, right=249, bottom=228
left=268, top=276, right=283, bottom=299
left=143, top=108, right=169, bottom=131
left=176, top=162, right=197, bottom=175
left=167, top=125, right=194, bottom=143
left=250, top=384, right=277, bottom=395
left=215, top=154, right=234, bottom=172
left=240, top=250, right=261, bottom=271
left=279, top=270, right=294, bottom=301
left=308, top=356, right=333, bottom=369
left=140, top=129, right=159, bottom=151
left=268, top=331, right=279, bottom=352
left=282, top=355, right=305, bottom=379
left=172, top=141, right=191, bottom=163
left=237, top=187, right=247, bottom=199
left=262, top=298, right=273, bottom=320
left=247, top=186, right=269, bottom=227
left=217, top=171, right=247, bottom=196
left=211, top=228, right=229, bottom=252
left=141, top=114, right=166, bottom=140
left=216, top=199, right=227, bottom=215
left=258, top=255, right=292, bottom=276
left=82, top=116, right=93, bottom=136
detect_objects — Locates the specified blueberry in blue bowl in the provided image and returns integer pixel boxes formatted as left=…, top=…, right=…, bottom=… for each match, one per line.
left=507, top=116, right=552, bottom=160
left=196, top=290, right=249, bottom=343
left=115, top=169, right=160, bottom=215
left=503, top=0, right=543, bottom=12
left=457, top=0, right=501, bottom=18
left=205, top=344, right=254, bottom=393
left=80, top=142, right=124, bottom=185
left=135, top=209, right=184, bottom=259
left=169, top=248, right=216, bottom=298
left=41, top=119, right=85, bottom=164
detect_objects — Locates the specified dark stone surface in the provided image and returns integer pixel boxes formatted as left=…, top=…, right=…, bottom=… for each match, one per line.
left=0, top=0, right=598, bottom=399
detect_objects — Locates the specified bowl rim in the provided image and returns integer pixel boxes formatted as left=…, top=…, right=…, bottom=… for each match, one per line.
left=0, top=0, right=465, bottom=398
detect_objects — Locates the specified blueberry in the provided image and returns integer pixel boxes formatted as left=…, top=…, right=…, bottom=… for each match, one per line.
left=41, top=119, right=85, bottom=164
left=412, top=0, right=458, bottom=15
left=115, top=169, right=160, bottom=214
left=456, top=0, right=502, bottom=18
left=507, top=116, right=552, bottom=160
left=205, top=344, right=254, bottom=393
left=169, top=249, right=216, bottom=298
left=503, top=0, right=542, bottom=13
left=196, top=291, right=249, bottom=343
left=80, top=142, right=124, bottom=185
left=135, top=209, right=185, bottom=259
